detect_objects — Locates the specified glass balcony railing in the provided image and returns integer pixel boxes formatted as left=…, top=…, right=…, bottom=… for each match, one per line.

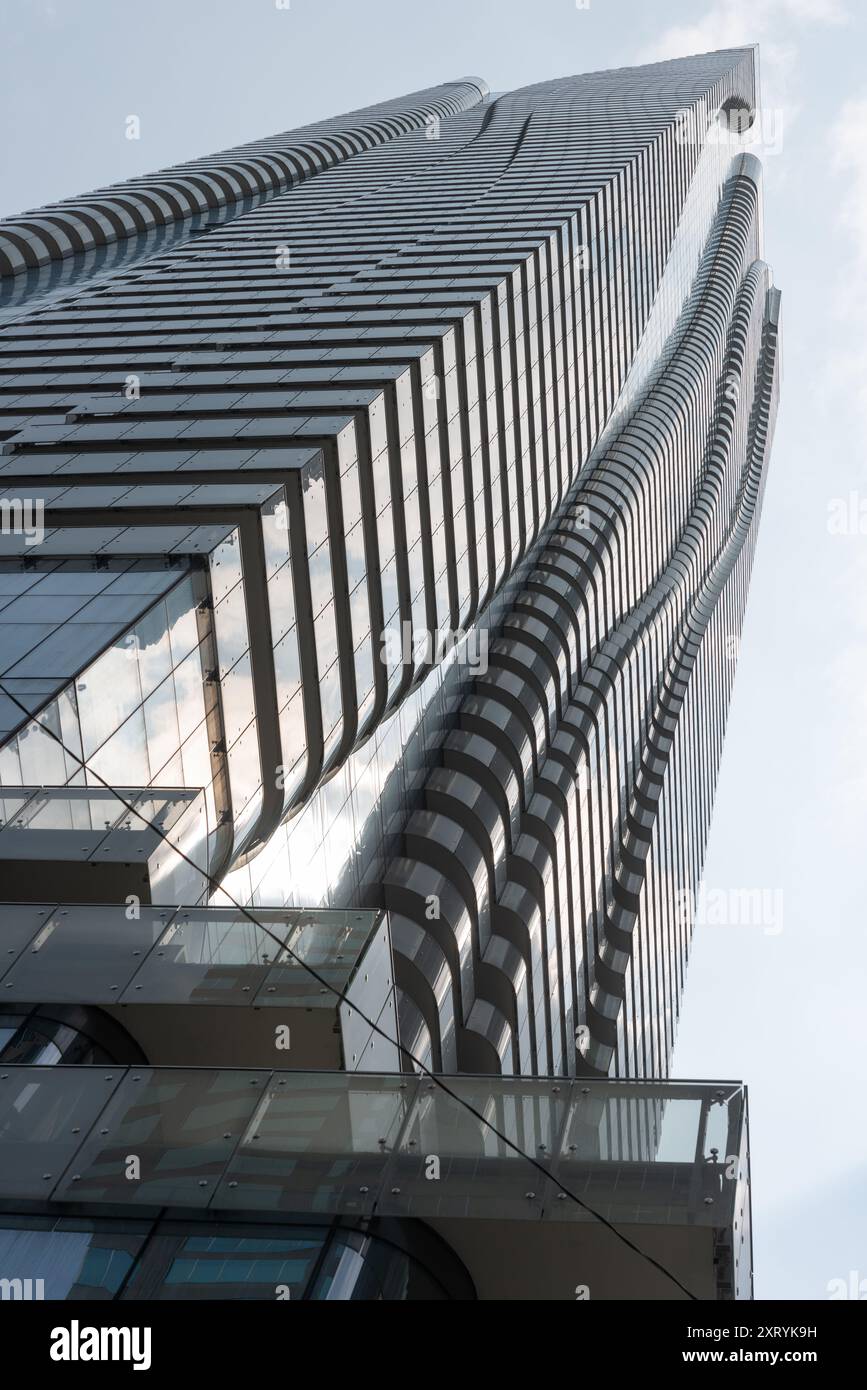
left=0, top=787, right=195, bottom=839
left=0, top=1067, right=749, bottom=1231
left=0, top=786, right=210, bottom=907
left=0, top=903, right=384, bottom=1008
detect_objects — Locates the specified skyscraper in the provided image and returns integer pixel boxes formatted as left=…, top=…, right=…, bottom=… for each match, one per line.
left=0, top=48, right=779, bottom=1300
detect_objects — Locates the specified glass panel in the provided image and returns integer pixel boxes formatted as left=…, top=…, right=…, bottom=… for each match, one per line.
left=383, top=1077, right=566, bottom=1220
left=127, top=791, right=191, bottom=837
left=141, top=1228, right=324, bottom=1301
left=214, top=582, right=249, bottom=678
left=287, top=911, right=377, bottom=968
left=309, top=1230, right=437, bottom=1301
left=52, top=1069, right=267, bottom=1208
left=0, top=905, right=172, bottom=1003
left=209, top=533, right=243, bottom=605
left=76, top=635, right=143, bottom=759
left=215, top=1073, right=411, bottom=1215
left=143, top=675, right=181, bottom=778
left=165, top=576, right=200, bottom=667
left=654, top=1096, right=704, bottom=1163
left=123, top=910, right=289, bottom=1005
left=701, top=1096, right=732, bottom=1165
left=16, top=705, right=67, bottom=783
left=87, top=706, right=151, bottom=786
left=134, top=600, right=173, bottom=700
left=0, top=1223, right=143, bottom=1299
left=0, top=792, right=32, bottom=826
left=0, top=903, right=57, bottom=978
left=12, top=787, right=128, bottom=833
left=0, top=1067, right=123, bottom=1199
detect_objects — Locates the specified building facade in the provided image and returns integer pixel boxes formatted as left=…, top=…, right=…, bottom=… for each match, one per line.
left=0, top=48, right=778, bottom=1299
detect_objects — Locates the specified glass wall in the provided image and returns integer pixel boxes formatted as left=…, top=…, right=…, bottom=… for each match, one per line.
left=0, top=1216, right=460, bottom=1300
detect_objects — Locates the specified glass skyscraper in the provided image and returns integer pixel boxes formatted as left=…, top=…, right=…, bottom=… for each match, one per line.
left=0, top=47, right=779, bottom=1300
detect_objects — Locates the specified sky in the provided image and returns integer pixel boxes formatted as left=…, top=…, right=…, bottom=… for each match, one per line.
left=1, top=0, right=865, bottom=1301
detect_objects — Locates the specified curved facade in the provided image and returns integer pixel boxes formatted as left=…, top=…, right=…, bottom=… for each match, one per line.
left=0, top=78, right=490, bottom=278
left=386, top=157, right=780, bottom=1079
left=0, top=49, right=775, bottom=1299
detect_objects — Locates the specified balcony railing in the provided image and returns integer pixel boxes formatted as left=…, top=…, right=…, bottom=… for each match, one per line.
left=0, top=902, right=384, bottom=1008
left=0, top=1067, right=748, bottom=1223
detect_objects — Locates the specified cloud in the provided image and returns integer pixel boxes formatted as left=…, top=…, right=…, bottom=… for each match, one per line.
left=817, top=99, right=867, bottom=832
left=821, top=97, right=867, bottom=425
left=830, top=98, right=867, bottom=267
left=637, top=0, right=847, bottom=62
left=635, top=0, right=849, bottom=129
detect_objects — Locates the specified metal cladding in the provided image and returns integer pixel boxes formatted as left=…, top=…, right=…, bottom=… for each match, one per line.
left=0, top=78, right=491, bottom=277
left=0, top=49, right=779, bottom=1089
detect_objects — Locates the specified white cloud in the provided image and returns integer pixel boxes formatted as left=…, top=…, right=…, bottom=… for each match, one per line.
left=830, top=98, right=867, bottom=267
left=637, top=0, right=847, bottom=63
left=822, top=98, right=867, bottom=424
left=635, top=0, right=849, bottom=131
